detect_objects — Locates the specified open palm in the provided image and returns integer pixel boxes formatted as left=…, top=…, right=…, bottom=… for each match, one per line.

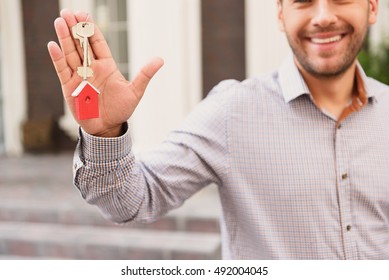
left=48, top=9, right=163, bottom=137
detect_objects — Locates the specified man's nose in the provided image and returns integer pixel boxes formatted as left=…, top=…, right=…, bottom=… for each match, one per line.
left=311, top=0, right=338, bottom=27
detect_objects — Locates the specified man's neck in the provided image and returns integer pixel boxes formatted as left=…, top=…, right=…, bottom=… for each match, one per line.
left=296, top=60, right=358, bottom=120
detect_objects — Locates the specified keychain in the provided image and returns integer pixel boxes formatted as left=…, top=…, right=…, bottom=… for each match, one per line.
left=71, top=22, right=100, bottom=120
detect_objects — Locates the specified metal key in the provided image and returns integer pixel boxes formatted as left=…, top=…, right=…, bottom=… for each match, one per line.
left=72, top=26, right=92, bottom=67
left=73, top=22, right=94, bottom=79
left=77, top=22, right=94, bottom=79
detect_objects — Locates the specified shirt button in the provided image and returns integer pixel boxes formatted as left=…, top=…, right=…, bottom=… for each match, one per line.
left=337, top=124, right=342, bottom=129
left=346, top=225, right=352, bottom=231
left=342, top=173, right=348, bottom=180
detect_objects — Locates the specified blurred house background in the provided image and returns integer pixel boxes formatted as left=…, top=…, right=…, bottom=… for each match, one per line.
left=1, top=0, right=387, bottom=156
left=0, top=0, right=388, bottom=260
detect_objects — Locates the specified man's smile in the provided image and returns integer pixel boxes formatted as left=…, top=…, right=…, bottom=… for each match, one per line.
left=310, top=34, right=343, bottom=44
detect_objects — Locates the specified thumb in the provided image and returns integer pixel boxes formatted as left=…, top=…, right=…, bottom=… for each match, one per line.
left=131, top=57, right=164, bottom=99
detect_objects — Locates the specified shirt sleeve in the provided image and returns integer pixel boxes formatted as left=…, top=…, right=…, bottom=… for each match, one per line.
left=73, top=79, right=238, bottom=224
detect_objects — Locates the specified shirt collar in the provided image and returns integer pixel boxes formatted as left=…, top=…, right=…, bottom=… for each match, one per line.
left=279, top=55, right=376, bottom=104
left=355, top=62, right=376, bottom=100
left=279, top=55, right=310, bottom=103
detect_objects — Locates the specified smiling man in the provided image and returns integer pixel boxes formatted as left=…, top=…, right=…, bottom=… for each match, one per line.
left=48, top=0, right=389, bottom=259
left=279, top=0, right=378, bottom=120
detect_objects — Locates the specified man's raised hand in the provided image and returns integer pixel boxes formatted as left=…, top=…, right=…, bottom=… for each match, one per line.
left=47, top=9, right=164, bottom=137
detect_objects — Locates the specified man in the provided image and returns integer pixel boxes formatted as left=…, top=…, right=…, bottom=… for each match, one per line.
left=48, top=0, right=389, bottom=259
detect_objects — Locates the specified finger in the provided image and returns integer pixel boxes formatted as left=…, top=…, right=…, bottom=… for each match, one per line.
left=47, top=41, right=73, bottom=87
left=74, top=10, right=113, bottom=60
left=60, top=9, right=85, bottom=59
left=130, top=57, right=164, bottom=100
left=54, top=16, right=82, bottom=71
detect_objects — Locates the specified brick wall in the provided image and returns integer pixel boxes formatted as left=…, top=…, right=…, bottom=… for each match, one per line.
left=22, top=0, right=62, bottom=120
left=22, top=0, right=75, bottom=152
left=201, top=0, right=246, bottom=97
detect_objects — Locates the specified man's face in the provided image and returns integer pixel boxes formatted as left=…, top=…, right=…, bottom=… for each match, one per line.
left=277, top=0, right=378, bottom=78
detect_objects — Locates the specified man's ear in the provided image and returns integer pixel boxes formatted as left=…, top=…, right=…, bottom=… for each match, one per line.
left=368, top=0, right=379, bottom=25
left=277, top=0, right=285, bottom=32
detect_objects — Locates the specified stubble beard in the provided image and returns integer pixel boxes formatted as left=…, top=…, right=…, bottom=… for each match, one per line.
left=285, top=24, right=368, bottom=80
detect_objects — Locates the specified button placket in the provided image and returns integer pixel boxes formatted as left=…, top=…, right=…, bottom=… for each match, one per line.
left=335, top=123, right=357, bottom=259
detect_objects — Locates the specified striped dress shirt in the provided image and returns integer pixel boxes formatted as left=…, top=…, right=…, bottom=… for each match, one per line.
left=73, top=56, right=389, bottom=259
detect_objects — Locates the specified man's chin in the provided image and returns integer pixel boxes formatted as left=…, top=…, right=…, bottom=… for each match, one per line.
left=307, top=67, right=350, bottom=79
left=297, top=57, right=356, bottom=79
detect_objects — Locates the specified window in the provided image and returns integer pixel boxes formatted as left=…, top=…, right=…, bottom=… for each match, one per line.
left=94, top=0, right=129, bottom=79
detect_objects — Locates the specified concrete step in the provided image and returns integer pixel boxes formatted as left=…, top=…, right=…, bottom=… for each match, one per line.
left=0, top=222, right=221, bottom=260
left=0, top=185, right=221, bottom=233
left=0, top=154, right=222, bottom=259
left=0, top=255, right=60, bottom=260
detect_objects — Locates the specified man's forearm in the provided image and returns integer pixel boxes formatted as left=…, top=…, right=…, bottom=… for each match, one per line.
left=73, top=124, right=145, bottom=224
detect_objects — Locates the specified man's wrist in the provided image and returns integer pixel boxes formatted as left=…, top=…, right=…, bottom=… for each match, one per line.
left=93, top=123, right=127, bottom=138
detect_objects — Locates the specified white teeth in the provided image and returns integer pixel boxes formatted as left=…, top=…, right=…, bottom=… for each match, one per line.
left=311, top=35, right=342, bottom=44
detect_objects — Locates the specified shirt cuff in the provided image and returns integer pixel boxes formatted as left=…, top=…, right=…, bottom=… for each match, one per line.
left=79, top=122, right=132, bottom=163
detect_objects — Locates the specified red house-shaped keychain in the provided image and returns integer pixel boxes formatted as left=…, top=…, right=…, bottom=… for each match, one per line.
left=72, top=80, right=100, bottom=120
